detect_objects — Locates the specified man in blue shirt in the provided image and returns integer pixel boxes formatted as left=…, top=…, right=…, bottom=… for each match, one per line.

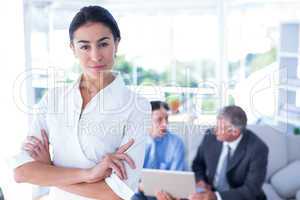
left=132, top=101, right=186, bottom=200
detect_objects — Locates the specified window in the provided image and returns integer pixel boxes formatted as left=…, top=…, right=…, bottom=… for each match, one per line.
left=228, top=2, right=300, bottom=125
left=24, top=0, right=300, bottom=124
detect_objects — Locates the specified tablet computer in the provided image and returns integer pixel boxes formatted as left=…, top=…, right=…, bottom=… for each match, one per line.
left=141, top=169, right=196, bottom=199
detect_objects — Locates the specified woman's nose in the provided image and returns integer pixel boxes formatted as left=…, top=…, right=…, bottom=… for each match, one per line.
left=90, top=47, right=102, bottom=62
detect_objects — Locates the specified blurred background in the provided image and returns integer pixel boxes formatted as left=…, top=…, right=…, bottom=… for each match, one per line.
left=0, top=0, right=300, bottom=199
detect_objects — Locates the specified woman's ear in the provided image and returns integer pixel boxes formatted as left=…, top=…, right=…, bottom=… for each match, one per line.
left=114, top=39, right=120, bottom=55
left=69, top=42, right=77, bottom=57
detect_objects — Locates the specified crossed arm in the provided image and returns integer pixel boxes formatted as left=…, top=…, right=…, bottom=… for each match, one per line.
left=14, top=130, right=135, bottom=200
left=15, top=162, right=121, bottom=199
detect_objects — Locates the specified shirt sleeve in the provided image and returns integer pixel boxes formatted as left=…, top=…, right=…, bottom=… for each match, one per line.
left=105, top=97, right=151, bottom=200
left=215, top=192, right=223, bottom=200
left=10, top=91, right=49, bottom=169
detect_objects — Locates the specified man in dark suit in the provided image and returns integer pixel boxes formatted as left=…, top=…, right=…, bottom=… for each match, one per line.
left=190, top=105, right=269, bottom=200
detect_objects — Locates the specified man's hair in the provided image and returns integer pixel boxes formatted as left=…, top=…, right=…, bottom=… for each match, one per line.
left=69, top=5, right=121, bottom=42
left=218, top=105, right=247, bottom=130
left=150, top=101, right=170, bottom=112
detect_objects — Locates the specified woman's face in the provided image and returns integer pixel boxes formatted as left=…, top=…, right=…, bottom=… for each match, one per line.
left=70, top=22, right=119, bottom=80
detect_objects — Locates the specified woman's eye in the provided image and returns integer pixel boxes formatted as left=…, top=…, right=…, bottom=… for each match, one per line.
left=98, top=42, right=108, bottom=48
left=80, top=45, right=89, bottom=50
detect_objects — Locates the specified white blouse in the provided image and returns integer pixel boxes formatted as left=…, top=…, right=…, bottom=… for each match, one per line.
left=12, top=74, right=151, bottom=200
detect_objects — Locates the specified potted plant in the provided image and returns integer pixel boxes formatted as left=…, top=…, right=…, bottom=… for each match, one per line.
left=294, top=127, right=300, bottom=135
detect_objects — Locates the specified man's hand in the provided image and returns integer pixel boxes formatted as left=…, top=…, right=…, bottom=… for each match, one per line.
left=156, top=191, right=179, bottom=200
left=189, top=190, right=217, bottom=200
left=23, top=129, right=51, bottom=165
left=86, top=139, right=136, bottom=183
left=196, top=180, right=212, bottom=191
left=138, top=182, right=144, bottom=193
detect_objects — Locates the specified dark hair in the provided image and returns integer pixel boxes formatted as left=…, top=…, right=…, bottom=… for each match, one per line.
left=150, top=101, right=170, bottom=112
left=69, top=6, right=121, bottom=42
left=218, top=105, right=247, bottom=130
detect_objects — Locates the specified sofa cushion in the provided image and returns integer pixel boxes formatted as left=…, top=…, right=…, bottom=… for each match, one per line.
left=185, top=124, right=207, bottom=168
left=263, top=183, right=283, bottom=200
left=248, top=125, right=288, bottom=181
left=169, top=122, right=212, bottom=170
left=287, top=135, right=300, bottom=163
left=271, top=160, right=300, bottom=199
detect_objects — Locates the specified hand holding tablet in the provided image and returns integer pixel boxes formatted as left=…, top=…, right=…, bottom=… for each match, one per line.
left=141, top=169, right=205, bottom=199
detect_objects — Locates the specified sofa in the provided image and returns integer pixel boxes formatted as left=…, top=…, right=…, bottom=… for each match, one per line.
left=3, top=122, right=299, bottom=200
left=168, top=122, right=300, bottom=200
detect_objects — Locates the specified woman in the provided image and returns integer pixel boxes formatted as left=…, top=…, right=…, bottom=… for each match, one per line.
left=13, top=6, right=151, bottom=200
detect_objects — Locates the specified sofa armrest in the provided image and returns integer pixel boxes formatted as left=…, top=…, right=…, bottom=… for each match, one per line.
left=296, top=190, right=300, bottom=200
left=263, top=183, right=283, bottom=200
left=271, top=160, right=300, bottom=199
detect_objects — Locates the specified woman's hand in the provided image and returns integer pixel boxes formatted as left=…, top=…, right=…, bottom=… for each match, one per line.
left=22, top=129, right=52, bottom=165
left=86, top=139, right=136, bottom=183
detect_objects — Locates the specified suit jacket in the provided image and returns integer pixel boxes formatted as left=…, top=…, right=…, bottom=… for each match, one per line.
left=192, top=129, right=269, bottom=200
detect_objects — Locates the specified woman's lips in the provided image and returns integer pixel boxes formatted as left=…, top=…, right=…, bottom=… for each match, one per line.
left=89, top=65, right=106, bottom=71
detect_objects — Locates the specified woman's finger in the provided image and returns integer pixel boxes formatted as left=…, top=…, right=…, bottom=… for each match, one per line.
left=23, top=143, right=41, bottom=156
left=22, top=142, right=36, bottom=151
left=115, top=153, right=136, bottom=169
left=41, top=129, right=49, bottom=150
left=112, top=157, right=127, bottom=180
left=116, top=139, right=134, bottom=153
left=26, top=149, right=37, bottom=159
left=32, top=145, right=42, bottom=156
left=109, top=161, right=123, bottom=180
left=105, top=169, right=112, bottom=178
left=34, top=137, right=46, bottom=153
left=27, top=136, right=43, bottom=149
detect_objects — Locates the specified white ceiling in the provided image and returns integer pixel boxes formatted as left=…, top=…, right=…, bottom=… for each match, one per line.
left=24, top=0, right=300, bottom=31
left=25, top=0, right=300, bottom=18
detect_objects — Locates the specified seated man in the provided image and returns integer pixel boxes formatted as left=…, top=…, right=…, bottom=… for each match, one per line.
left=132, top=101, right=186, bottom=200
left=190, top=105, right=269, bottom=200
left=158, top=105, right=269, bottom=200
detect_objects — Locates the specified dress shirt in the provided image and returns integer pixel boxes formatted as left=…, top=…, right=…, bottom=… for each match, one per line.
left=214, top=135, right=243, bottom=200
left=143, top=130, right=186, bottom=171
